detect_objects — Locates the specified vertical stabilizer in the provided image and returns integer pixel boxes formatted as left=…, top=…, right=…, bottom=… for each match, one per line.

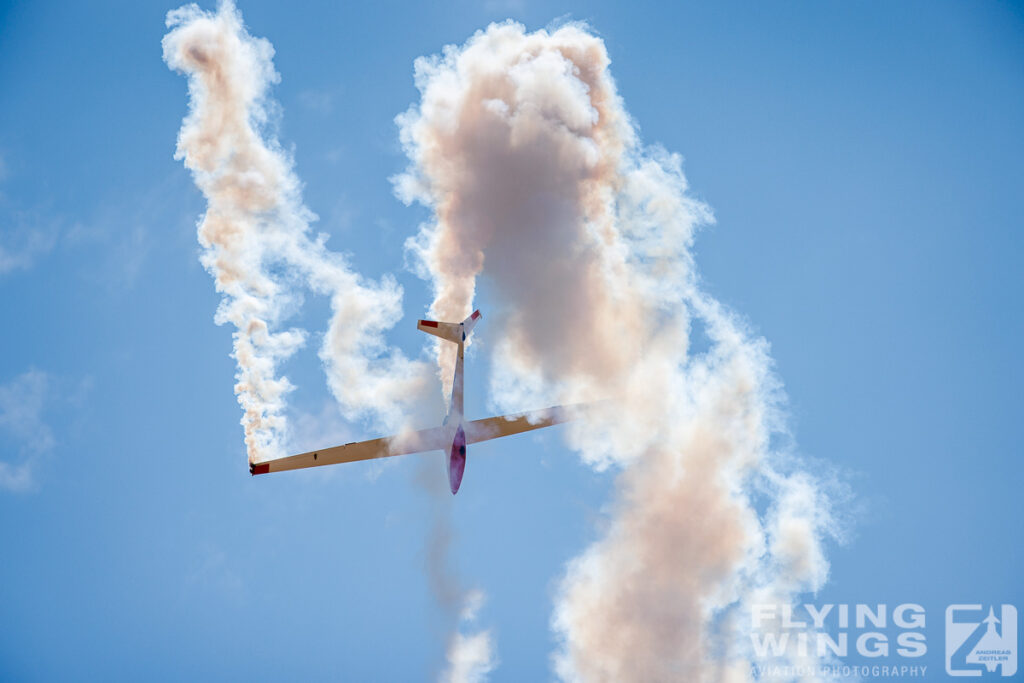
left=460, top=310, right=482, bottom=340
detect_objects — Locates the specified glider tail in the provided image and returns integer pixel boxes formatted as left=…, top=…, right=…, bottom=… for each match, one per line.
left=417, top=310, right=481, bottom=344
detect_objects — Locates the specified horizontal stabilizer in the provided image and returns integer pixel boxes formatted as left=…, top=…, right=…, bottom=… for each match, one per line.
left=417, top=319, right=462, bottom=344
left=418, top=310, right=482, bottom=344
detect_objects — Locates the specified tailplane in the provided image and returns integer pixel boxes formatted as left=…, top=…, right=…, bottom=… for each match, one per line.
left=417, top=310, right=481, bottom=344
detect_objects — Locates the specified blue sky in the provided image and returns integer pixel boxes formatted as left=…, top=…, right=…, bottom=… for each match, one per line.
left=1, top=1, right=1022, bottom=680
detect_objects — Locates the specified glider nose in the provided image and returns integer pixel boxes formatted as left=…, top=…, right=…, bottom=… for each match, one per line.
left=449, top=426, right=467, bottom=494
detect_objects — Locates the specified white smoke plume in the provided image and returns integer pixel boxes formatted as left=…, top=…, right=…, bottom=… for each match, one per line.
left=396, top=21, right=840, bottom=682
left=163, top=1, right=428, bottom=463
left=164, top=8, right=484, bottom=677
left=441, top=589, right=498, bottom=683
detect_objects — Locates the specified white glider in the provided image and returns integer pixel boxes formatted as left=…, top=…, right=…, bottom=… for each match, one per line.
left=250, top=310, right=582, bottom=494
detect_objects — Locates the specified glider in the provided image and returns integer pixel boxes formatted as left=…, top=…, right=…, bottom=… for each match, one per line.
left=249, top=310, right=582, bottom=494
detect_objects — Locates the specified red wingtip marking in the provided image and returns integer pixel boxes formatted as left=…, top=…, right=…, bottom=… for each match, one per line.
left=250, top=463, right=270, bottom=475
left=420, top=320, right=439, bottom=328
left=471, top=310, right=481, bottom=319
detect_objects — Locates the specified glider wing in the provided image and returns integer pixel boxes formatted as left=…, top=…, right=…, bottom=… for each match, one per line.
left=250, top=426, right=450, bottom=475
left=463, top=404, right=581, bottom=445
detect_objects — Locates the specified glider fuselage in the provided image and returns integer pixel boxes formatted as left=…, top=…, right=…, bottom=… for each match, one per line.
left=440, top=315, right=470, bottom=493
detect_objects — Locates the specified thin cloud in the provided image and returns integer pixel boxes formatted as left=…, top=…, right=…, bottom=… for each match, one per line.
left=0, top=369, right=54, bottom=492
left=0, top=154, right=59, bottom=275
left=298, top=88, right=334, bottom=115
left=184, top=543, right=245, bottom=603
left=0, top=215, right=59, bottom=276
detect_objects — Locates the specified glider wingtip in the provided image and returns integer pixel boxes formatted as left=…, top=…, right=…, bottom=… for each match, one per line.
left=250, top=462, right=270, bottom=476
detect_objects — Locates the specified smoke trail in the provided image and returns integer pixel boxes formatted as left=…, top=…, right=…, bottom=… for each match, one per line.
left=164, top=9, right=486, bottom=679
left=396, top=21, right=839, bottom=682
left=413, top=451, right=497, bottom=682
left=440, top=589, right=498, bottom=683
left=163, top=1, right=428, bottom=463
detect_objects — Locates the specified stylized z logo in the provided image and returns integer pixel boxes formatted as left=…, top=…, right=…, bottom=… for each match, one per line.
left=949, top=605, right=988, bottom=677
left=947, top=604, right=1018, bottom=677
